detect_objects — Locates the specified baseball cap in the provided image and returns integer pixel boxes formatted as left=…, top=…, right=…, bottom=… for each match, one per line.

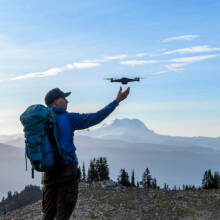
left=45, top=88, right=71, bottom=106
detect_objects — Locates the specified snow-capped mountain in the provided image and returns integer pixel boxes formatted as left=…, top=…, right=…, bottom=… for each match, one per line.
left=1, top=118, right=220, bottom=150
left=77, top=118, right=220, bottom=150
left=77, top=118, right=162, bottom=143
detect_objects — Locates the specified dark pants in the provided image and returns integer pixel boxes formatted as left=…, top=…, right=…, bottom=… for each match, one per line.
left=42, top=166, right=79, bottom=220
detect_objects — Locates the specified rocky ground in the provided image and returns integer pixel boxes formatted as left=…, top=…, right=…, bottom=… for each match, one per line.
left=1, top=181, right=220, bottom=220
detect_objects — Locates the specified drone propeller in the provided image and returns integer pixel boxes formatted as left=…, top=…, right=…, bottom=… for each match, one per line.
left=104, top=78, right=113, bottom=80
left=134, top=77, right=144, bottom=80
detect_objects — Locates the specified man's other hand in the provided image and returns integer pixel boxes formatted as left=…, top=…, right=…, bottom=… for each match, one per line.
left=116, top=87, right=130, bottom=103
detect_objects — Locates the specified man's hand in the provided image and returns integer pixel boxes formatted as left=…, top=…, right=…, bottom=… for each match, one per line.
left=116, top=87, right=130, bottom=103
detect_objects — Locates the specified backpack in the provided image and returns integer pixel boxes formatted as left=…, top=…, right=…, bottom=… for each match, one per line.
left=20, top=104, right=62, bottom=178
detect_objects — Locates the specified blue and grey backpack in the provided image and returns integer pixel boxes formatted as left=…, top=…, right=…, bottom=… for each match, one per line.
left=20, top=104, right=62, bottom=178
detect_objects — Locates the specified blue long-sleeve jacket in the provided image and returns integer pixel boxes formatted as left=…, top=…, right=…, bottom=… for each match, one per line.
left=53, top=100, right=119, bottom=166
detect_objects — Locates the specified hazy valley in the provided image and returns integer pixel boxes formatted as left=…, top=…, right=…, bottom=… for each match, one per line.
left=1, top=118, right=220, bottom=199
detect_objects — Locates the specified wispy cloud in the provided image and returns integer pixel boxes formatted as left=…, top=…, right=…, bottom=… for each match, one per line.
left=164, top=54, right=219, bottom=73
left=150, top=70, right=168, bottom=75
left=162, top=34, right=200, bottom=43
left=82, top=59, right=105, bottom=63
left=136, top=53, right=150, bottom=57
left=163, top=45, right=220, bottom=55
left=136, top=53, right=160, bottom=58
left=170, top=54, right=219, bottom=63
left=136, top=49, right=167, bottom=58
left=165, top=63, right=185, bottom=72
left=136, top=46, right=220, bottom=59
left=104, top=54, right=128, bottom=60
left=120, top=60, right=159, bottom=66
left=11, top=62, right=100, bottom=80
left=70, top=62, right=100, bottom=69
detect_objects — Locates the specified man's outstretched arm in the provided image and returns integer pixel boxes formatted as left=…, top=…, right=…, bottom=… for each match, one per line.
left=69, top=87, right=130, bottom=130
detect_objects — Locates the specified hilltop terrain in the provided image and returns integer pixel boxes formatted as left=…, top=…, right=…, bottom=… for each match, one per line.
left=1, top=182, right=220, bottom=220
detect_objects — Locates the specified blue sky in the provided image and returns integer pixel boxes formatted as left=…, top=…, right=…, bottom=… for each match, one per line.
left=0, top=0, right=220, bottom=136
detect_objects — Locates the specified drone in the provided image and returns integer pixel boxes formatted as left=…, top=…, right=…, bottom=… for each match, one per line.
left=104, top=77, right=143, bottom=85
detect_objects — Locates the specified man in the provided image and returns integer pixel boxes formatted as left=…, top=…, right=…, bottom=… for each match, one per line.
left=42, top=86, right=130, bottom=220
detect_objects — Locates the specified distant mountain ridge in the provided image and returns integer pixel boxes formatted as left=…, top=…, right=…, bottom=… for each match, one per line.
left=0, top=143, right=41, bottom=200
left=1, top=118, right=220, bottom=150
left=0, top=134, right=24, bottom=148
left=77, top=118, right=220, bottom=150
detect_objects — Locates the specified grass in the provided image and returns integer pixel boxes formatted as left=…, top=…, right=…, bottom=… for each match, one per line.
left=90, top=214, right=99, bottom=219
left=158, top=200, right=168, bottom=209
left=178, top=207, right=197, bottom=218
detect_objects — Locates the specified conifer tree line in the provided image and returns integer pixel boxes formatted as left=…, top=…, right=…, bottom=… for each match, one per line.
left=88, top=157, right=109, bottom=181
left=202, top=169, right=220, bottom=189
left=79, top=157, right=159, bottom=188
left=0, top=185, right=42, bottom=215
left=79, top=157, right=220, bottom=190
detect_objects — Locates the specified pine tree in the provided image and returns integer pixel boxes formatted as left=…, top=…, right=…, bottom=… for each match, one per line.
left=202, top=169, right=214, bottom=189
left=151, top=178, right=157, bottom=189
left=163, top=183, right=169, bottom=190
left=131, top=169, right=135, bottom=187
left=202, top=170, right=208, bottom=189
left=7, top=191, right=12, bottom=199
left=95, top=157, right=101, bottom=181
left=101, top=157, right=109, bottom=181
left=0, top=185, right=42, bottom=215
left=117, top=169, right=131, bottom=187
left=93, top=158, right=99, bottom=181
left=141, top=168, right=152, bottom=188
left=173, top=185, right=177, bottom=191
left=87, top=159, right=98, bottom=182
left=207, top=169, right=214, bottom=188
left=82, top=162, right=86, bottom=181
left=213, top=171, right=220, bottom=189
left=87, top=157, right=110, bottom=182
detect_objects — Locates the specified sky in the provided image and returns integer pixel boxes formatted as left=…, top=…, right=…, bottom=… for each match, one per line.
left=0, top=0, right=220, bottom=137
